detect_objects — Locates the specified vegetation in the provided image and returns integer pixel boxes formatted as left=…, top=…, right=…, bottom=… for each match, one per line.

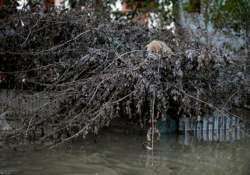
left=210, top=0, right=250, bottom=67
left=0, top=0, right=249, bottom=147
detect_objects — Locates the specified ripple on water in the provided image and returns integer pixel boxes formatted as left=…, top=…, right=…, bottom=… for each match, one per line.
left=0, top=132, right=250, bottom=175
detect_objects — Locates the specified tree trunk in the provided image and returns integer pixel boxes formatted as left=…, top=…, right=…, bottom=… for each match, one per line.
left=172, top=0, right=181, bottom=28
left=189, top=0, right=200, bottom=13
left=246, top=12, right=250, bottom=73
left=204, top=0, right=211, bottom=46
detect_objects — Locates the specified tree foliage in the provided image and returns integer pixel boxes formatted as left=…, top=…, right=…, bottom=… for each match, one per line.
left=208, top=0, right=250, bottom=30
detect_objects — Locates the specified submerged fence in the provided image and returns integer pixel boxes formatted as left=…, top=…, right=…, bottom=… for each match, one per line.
left=178, top=114, right=247, bottom=144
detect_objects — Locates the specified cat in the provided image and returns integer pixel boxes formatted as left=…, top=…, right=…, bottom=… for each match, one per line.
left=146, top=40, right=174, bottom=58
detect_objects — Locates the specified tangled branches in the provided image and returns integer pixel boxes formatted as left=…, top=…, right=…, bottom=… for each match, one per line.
left=0, top=9, right=248, bottom=147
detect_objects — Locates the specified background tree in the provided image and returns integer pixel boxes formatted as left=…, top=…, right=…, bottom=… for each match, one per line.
left=209, top=0, right=250, bottom=70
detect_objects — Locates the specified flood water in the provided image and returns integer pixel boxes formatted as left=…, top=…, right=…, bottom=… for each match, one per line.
left=1, top=131, right=250, bottom=175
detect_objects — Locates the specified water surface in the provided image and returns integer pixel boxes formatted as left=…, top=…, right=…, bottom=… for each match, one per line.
left=1, top=131, right=250, bottom=175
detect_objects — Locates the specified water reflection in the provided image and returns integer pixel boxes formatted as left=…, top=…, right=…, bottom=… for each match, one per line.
left=1, top=131, right=250, bottom=175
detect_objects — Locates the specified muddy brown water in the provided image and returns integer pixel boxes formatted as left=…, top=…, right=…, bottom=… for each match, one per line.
left=0, top=131, right=250, bottom=175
